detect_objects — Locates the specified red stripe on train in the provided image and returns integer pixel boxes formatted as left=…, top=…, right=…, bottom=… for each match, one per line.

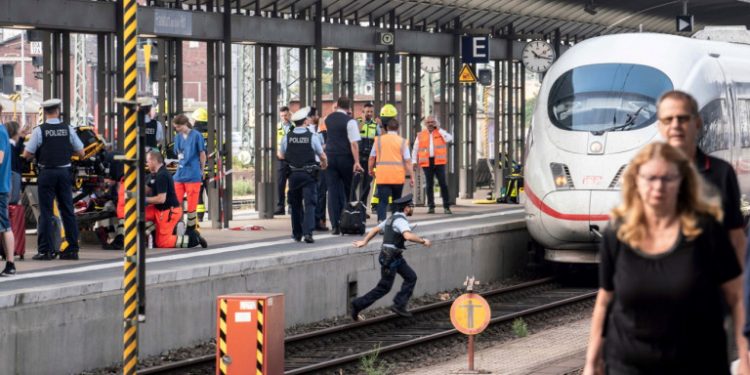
left=525, top=185, right=610, bottom=222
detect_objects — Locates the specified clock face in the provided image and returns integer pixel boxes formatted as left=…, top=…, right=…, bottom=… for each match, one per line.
left=522, top=41, right=555, bottom=73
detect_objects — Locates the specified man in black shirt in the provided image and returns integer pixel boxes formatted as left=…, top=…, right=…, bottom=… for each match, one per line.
left=144, top=150, right=206, bottom=249
left=656, top=90, right=746, bottom=263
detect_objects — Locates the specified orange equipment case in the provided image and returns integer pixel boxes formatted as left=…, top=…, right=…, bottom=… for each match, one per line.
left=216, top=293, right=285, bottom=375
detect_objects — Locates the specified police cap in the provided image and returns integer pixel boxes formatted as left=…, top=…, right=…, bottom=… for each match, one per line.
left=393, top=194, right=414, bottom=207
left=137, top=96, right=155, bottom=107
left=41, top=98, right=62, bottom=109
left=291, top=106, right=313, bottom=123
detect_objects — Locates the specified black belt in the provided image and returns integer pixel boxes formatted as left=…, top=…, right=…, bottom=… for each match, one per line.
left=290, top=165, right=320, bottom=173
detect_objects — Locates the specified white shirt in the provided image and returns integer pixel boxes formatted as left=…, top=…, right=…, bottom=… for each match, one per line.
left=337, top=109, right=362, bottom=143
left=411, top=128, right=453, bottom=162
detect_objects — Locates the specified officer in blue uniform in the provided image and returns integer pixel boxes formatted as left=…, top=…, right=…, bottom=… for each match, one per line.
left=278, top=107, right=328, bottom=243
left=350, top=194, right=432, bottom=320
left=23, top=99, right=85, bottom=260
left=137, top=96, right=163, bottom=151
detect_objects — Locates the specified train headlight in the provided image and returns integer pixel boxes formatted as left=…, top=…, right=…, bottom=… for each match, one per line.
left=550, top=163, right=574, bottom=189
left=589, top=141, right=604, bottom=154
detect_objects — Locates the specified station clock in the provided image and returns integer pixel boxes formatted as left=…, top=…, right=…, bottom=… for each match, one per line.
left=522, top=40, right=555, bottom=73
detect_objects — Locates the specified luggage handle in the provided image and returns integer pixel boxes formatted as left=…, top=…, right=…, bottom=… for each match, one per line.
left=349, top=171, right=364, bottom=202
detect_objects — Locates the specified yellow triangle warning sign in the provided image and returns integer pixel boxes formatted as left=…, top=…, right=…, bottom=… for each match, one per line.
left=458, top=64, right=478, bottom=84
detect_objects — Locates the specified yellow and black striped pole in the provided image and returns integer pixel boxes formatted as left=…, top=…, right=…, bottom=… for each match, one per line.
left=121, top=0, right=139, bottom=373
left=256, top=300, right=264, bottom=375
left=219, top=299, right=228, bottom=375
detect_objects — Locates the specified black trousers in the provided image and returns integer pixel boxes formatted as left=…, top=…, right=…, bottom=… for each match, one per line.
left=376, top=184, right=403, bottom=222
left=325, top=153, right=354, bottom=229
left=276, top=159, right=288, bottom=210
left=423, top=158, right=450, bottom=209
left=37, top=167, right=79, bottom=254
left=359, top=156, right=373, bottom=203
left=288, top=171, right=317, bottom=237
left=352, top=255, right=417, bottom=311
left=315, top=171, right=327, bottom=223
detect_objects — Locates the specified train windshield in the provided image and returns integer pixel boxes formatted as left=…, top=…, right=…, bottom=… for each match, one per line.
left=548, top=64, right=673, bottom=133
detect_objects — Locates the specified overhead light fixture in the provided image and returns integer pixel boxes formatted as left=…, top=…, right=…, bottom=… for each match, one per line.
left=584, top=0, right=597, bottom=15
left=239, top=41, right=256, bottom=45
left=396, top=51, right=409, bottom=56
left=138, top=33, right=157, bottom=38
left=323, top=46, right=339, bottom=50
left=9, top=25, right=34, bottom=30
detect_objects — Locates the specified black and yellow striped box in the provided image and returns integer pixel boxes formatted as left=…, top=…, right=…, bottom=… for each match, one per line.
left=216, top=294, right=285, bottom=375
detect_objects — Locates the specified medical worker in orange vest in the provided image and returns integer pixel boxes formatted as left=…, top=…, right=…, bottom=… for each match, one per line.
left=412, top=115, right=453, bottom=214
left=369, top=119, right=412, bottom=222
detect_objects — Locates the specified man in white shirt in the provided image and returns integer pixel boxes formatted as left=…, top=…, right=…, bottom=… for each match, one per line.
left=412, top=115, right=454, bottom=214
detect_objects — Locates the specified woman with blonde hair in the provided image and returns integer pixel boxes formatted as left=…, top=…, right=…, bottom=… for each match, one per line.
left=583, top=142, right=748, bottom=375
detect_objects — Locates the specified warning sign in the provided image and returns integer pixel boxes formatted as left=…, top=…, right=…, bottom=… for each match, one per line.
left=458, top=64, right=478, bottom=84
left=450, top=293, right=491, bottom=335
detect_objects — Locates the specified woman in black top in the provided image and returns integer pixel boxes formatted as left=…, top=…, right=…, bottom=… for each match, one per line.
left=583, top=143, right=748, bottom=375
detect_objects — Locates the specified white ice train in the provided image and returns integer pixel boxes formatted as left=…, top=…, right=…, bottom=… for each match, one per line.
left=523, top=32, right=750, bottom=263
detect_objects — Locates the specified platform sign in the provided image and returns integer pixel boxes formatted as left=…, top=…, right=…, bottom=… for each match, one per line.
left=461, top=36, right=490, bottom=63
left=450, top=293, right=491, bottom=335
left=676, top=15, right=693, bottom=32
left=458, top=64, right=478, bottom=84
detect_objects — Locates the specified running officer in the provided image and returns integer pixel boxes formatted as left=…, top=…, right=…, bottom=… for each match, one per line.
left=278, top=106, right=328, bottom=243
left=358, top=103, right=380, bottom=203
left=350, top=194, right=431, bottom=320
left=23, top=98, right=85, bottom=260
left=412, top=115, right=453, bottom=214
left=144, top=150, right=207, bottom=249
left=137, top=96, right=163, bottom=151
left=276, top=106, right=294, bottom=216
left=172, top=114, right=206, bottom=236
left=370, top=118, right=412, bottom=222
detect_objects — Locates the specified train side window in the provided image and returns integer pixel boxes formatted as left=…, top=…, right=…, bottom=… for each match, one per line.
left=698, top=99, right=730, bottom=153
left=737, top=99, right=750, bottom=148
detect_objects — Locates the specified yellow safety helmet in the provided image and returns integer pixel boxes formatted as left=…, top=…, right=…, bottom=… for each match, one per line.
left=192, top=108, right=208, bottom=123
left=380, top=104, right=398, bottom=118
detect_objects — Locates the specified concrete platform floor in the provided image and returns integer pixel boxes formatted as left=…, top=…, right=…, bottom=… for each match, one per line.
left=404, top=318, right=590, bottom=375
left=3, top=198, right=523, bottom=275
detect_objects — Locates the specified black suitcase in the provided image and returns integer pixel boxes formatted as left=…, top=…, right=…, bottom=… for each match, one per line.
left=339, top=172, right=367, bottom=235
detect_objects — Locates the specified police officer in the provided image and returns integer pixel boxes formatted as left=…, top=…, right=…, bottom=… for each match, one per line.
left=278, top=107, right=327, bottom=243
left=325, top=97, right=363, bottom=234
left=137, top=97, right=164, bottom=151
left=23, top=99, right=85, bottom=260
left=275, top=106, right=294, bottom=215
left=358, top=103, right=380, bottom=203
left=351, top=194, right=431, bottom=320
left=310, top=111, right=329, bottom=231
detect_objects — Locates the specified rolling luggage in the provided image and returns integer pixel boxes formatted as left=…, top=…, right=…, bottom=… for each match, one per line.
left=9, top=204, right=25, bottom=259
left=339, top=172, right=367, bottom=235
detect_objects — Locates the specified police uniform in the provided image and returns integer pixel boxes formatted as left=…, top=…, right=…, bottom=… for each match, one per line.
left=324, top=105, right=361, bottom=234
left=276, top=118, right=294, bottom=215
left=25, top=99, right=84, bottom=260
left=138, top=97, right=163, bottom=151
left=145, top=163, right=206, bottom=248
left=351, top=194, right=418, bottom=318
left=280, top=107, right=325, bottom=243
left=358, top=117, right=379, bottom=203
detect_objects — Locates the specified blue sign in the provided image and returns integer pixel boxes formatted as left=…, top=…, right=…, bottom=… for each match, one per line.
left=461, top=36, right=489, bottom=64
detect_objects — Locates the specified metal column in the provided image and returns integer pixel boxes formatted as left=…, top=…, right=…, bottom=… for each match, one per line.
left=222, top=0, right=233, bottom=225
left=449, top=18, right=461, bottom=205
left=206, top=42, right=219, bottom=228
left=505, top=26, right=514, bottom=177
left=493, top=58, right=501, bottom=198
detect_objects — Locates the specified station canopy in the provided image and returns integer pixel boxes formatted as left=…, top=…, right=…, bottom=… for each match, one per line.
left=155, top=0, right=750, bottom=39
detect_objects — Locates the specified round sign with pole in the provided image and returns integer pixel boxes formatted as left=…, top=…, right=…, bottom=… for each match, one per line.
left=450, top=293, right=491, bottom=372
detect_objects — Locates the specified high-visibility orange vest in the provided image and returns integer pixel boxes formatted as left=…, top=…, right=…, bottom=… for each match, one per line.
left=417, top=129, right=448, bottom=167
left=374, top=133, right=407, bottom=185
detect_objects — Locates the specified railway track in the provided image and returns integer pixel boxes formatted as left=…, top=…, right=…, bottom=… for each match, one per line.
left=137, top=277, right=596, bottom=375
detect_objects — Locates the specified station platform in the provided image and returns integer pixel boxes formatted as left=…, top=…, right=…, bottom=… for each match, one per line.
left=0, top=200, right=528, bottom=374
